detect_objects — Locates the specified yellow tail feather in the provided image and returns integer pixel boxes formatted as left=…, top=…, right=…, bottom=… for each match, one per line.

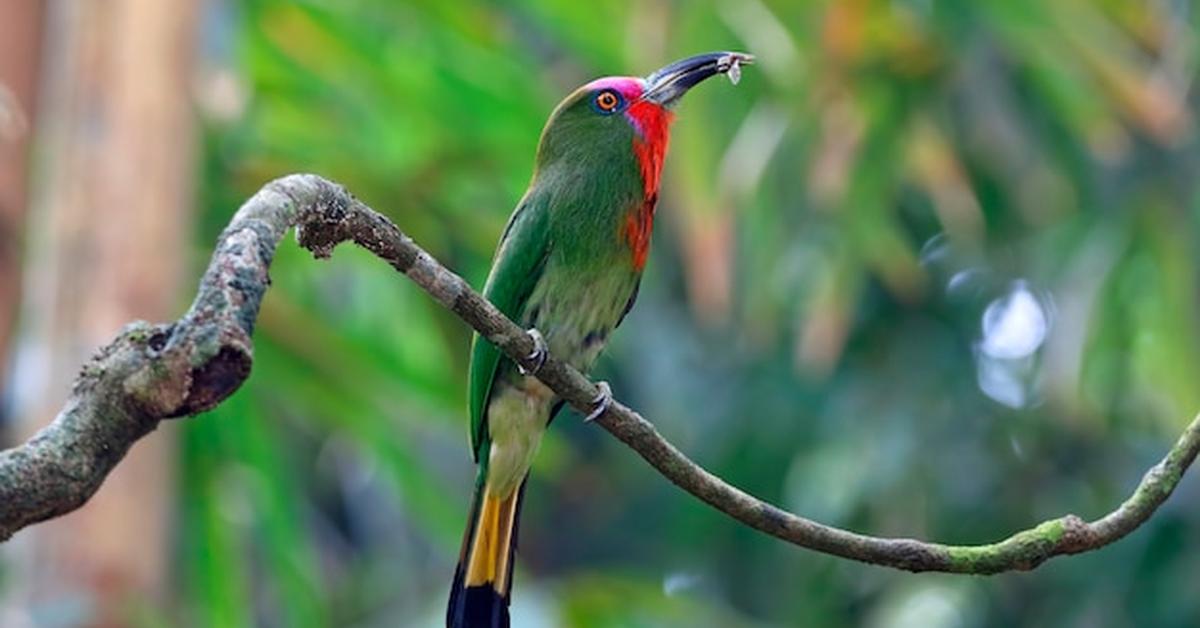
left=464, top=488, right=521, bottom=593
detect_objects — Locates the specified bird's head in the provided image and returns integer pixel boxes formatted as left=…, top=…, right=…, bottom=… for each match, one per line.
left=533, top=52, right=753, bottom=199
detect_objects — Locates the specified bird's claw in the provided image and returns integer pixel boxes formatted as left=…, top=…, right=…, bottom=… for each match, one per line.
left=517, top=328, right=548, bottom=376
left=584, top=381, right=612, bottom=423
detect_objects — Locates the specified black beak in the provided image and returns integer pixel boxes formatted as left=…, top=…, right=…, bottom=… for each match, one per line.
left=643, top=51, right=754, bottom=107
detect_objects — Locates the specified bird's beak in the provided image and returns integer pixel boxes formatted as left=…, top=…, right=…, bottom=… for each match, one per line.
left=643, top=51, right=754, bottom=107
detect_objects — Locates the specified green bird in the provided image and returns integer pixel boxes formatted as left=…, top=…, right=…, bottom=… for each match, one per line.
left=447, top=51, right=752, bottom=628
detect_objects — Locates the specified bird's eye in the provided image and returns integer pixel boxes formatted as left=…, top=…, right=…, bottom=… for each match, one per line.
left=594, top=90, right=621, bottom=114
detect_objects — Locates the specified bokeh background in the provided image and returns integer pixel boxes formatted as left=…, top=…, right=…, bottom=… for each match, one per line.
left=1, top=0, right=1199, bottom=626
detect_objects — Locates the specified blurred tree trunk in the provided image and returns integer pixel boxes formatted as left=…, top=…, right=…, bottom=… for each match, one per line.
left=3, top=0, right=200, bottom=625
left=0, top=0, right=45, bottom=407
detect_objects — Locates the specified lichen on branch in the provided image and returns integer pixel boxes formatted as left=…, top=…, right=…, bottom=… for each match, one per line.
left=0, top=174, right=1195, bottom=573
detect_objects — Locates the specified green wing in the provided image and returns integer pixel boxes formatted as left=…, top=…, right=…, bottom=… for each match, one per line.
left=467, top=193, right=550, bottom=462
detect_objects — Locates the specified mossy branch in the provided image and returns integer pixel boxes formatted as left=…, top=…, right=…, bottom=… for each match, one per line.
left=0, top=174, right=1195, bottom=573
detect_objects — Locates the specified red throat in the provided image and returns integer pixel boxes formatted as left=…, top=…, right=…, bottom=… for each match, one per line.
left=624, top=101, right=674, bottom=270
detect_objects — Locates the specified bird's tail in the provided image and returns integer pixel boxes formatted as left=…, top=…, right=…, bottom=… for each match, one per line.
left=447, top=473, right=526, bottom=628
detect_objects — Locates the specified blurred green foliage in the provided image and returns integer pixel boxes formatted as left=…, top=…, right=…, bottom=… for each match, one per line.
left=186, top=0, right=1200, bottom=626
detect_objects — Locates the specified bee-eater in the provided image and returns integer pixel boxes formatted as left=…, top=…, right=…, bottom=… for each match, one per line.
left=447, top=51, right=751, bottom=628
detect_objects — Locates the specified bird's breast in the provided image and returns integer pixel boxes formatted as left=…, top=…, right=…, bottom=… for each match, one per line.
left=622, top=193, right=657, bottom=271
left=521, top=261, right=639, bottom=374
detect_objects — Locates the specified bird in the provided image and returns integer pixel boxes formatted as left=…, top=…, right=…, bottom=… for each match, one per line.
left=446, top=51, right=752, bottom=628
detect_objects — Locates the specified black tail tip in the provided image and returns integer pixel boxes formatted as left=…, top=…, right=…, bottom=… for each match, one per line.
left=447, top=583, right=510, bottom=628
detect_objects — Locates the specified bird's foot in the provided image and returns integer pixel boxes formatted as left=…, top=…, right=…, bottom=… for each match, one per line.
left=583, top=381, right=613, bottom=423
left=517, top=328, right=548, bottom=376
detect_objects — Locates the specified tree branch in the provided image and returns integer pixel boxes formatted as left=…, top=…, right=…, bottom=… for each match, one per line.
left=1, top=174, right=1195, bottom=573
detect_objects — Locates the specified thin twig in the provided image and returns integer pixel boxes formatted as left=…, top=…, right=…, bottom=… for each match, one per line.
left=0, top=174, right=1195, bottom=574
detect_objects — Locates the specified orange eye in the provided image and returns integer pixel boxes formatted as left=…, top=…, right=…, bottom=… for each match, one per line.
left=595, top=90, right=620, bottom=112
